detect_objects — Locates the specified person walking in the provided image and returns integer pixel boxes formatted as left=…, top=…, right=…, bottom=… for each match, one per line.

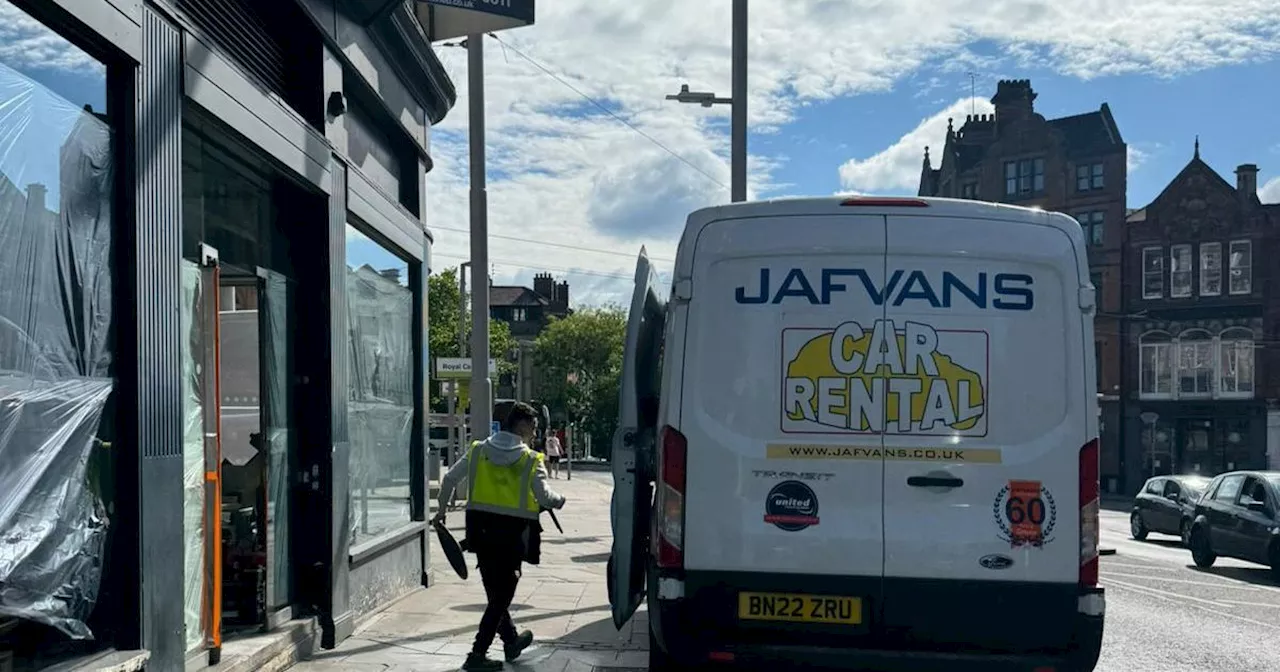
left=545, top=428, right=563, bottom=479
left=433, top=402, right=566, bottom=671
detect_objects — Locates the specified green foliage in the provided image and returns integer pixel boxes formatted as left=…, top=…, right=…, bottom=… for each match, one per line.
left=533, top=305, right=627, bottom=456
left=428, top=266, right=518, bottom=411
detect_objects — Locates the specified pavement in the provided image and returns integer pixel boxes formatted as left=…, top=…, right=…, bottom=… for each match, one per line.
left=283, top=473, right=1280, bottom=672
left=288, top=470, right=639, bottom=672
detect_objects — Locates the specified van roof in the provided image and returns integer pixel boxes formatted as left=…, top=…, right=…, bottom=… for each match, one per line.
left=675, top=196, right=1087, bottom=281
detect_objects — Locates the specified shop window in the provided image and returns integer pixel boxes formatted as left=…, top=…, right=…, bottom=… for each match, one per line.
left=0, top=0, right=114, bottom=641
left=1169, top=244, right=1193, bottom=298
left=346, top=223, right=415, bottom=543
left=1141, top=246, right=1163, bottom=299
left=1229, top=239, right=1252, bottom=295
left=1140, top=327, right=1255, bottom=401
left=1199, top=242, right=1222, bottom=296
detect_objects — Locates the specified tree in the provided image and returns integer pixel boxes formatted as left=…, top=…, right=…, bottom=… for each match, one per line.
left=532, top=306, right=627, bottom=457
left=428, top=266, right=517, bottom=411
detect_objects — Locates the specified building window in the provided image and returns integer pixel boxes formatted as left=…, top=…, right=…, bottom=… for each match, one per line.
left=1219, top=328, right=1255, bottom=397
left=1077, top=162, right=1104, bottom=191
left=1199, top=242, right=1222, bottom=296
left=1004, top=158, right=1044, bottom=197
left=1229, top=240, right=1252, bottom=295
left=1141, top=246, right=1164, bottom=299
left=1076, top=211, right=1104, bottom=246
left=1170, top=245, right=1193, bottom=298
left=1139, top=332, right=1173, bottom=398
left=346, top=223, right=415, bottom=543
left=1140, top=328, right=1255, bottom=400
left=1176, top=330, right=1214, bottom=396
left=961, top=182, right=977, bottom=199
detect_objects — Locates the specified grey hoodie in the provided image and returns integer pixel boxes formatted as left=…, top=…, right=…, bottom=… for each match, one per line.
left=437, top=431, right=566, bottom=513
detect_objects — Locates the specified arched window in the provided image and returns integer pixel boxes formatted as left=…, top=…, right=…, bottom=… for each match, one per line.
left=1139, top=331, right=1173, bottom=398
left=1176, top=329, right=1214, bottom=396
left=1219, top=327, right=1255, bottom=397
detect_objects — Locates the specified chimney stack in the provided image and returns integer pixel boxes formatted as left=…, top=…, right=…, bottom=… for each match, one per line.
left=379, top=268, right=402, bottom=283
left=1236, top=164, right=1259, bottom=198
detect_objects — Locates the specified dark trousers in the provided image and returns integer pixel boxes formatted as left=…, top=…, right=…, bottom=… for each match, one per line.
left=473, top=550, right=521, bottom=654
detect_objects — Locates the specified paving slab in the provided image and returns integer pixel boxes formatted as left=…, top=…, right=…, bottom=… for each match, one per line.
left=285, top=474, right=647, bottom=672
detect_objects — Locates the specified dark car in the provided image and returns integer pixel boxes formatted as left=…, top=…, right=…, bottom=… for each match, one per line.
left=1187, top=470, right=1280, bottom=580
left=1130, top=474, right=1212, bottom=546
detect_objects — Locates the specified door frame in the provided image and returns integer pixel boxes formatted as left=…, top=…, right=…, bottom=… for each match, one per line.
left=256, top=265, right=297, bottom=631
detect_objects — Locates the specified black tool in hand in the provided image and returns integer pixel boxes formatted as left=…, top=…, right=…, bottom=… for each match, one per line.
left=544, top=508, right=564, bottom=533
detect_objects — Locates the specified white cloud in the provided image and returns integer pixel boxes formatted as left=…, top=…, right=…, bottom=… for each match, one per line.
left=1128, top=146, right=1149, bottom=173
left=1260, top=176, right=1280, bottom=204
left=836, top=98, right=995, bottom=194
left=0, top=0, right=103, bottom=75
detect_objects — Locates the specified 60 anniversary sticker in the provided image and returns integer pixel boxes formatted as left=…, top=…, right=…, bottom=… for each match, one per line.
left=992, top=479, right=1057, bottom=548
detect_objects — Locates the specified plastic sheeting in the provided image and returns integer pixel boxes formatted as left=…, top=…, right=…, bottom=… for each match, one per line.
left=180, top=261, right=205, bottom=652
left=346, top=264, right=413, bottom=542
left=0, top=64, right=115, bottom=638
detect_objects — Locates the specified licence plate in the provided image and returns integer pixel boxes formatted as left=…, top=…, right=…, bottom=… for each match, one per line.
left=737, top=592, right=862, bottom=625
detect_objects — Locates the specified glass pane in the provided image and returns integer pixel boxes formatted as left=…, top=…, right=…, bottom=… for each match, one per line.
left=180, top=261, right=206, bottom=652
left=346, top=224, right=413, bottom=542
left=0, top=0, right=114, bottom=641
left=260, top=270, right=294, bottom=609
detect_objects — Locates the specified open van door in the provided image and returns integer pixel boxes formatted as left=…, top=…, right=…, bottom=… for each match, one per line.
left=608, top=247, right=667, bottom=629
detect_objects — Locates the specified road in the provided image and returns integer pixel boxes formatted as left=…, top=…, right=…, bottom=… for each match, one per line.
left=1095, top=507, right=1280, bottom=671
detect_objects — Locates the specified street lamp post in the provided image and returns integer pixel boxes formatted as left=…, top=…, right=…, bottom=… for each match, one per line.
left=665, top=0, right=747, bottom=202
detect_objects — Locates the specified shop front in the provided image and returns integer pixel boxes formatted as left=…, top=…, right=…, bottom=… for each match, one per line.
left=1123, top=400, right=1267, bottom=493
left=0, top=0, right=454, bottom=670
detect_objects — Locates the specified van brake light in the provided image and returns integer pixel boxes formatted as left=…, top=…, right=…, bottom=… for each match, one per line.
left=1079, top=438, right=1100, bottom=588
left=653, top=426, right=687, bottom=569
left=840, top=197, right=929, bottom=207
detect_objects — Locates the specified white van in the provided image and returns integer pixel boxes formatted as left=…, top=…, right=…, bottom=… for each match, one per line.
left=609, top=196, right=1104, bottom=671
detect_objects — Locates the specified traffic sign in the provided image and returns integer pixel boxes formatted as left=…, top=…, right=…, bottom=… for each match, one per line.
left=435, top=357, right=497, bottom=379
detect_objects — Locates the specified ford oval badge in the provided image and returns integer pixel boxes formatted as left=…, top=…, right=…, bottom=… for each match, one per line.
left=979, top=554, right=1014, bottom=570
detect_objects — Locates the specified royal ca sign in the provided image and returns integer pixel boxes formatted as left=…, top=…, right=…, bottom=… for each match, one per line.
left=435, top=357, right=498, bottom=379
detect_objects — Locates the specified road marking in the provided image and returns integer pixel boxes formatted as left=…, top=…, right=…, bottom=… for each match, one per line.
left=1213, top=599, right=1280, bottom=608
left=1103, top=562, right=1178, bottom=572
left=1105, top=571, right=1276, bottom=592
left=1105, top=577, right=1280, bottom=632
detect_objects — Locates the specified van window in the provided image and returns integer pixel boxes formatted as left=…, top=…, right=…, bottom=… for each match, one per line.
left=1214, top=474, right=1245, bottom=502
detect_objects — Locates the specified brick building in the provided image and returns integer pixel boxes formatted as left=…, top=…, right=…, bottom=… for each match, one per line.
left=1120, top=144, right=1280, bottom=493
left=489, top=273, right=571, bottom=398
left=918, top=78, right=1128, bottom=481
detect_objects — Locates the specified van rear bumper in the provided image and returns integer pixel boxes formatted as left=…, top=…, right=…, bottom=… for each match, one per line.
left=649, top=570, right=1105, bottom=671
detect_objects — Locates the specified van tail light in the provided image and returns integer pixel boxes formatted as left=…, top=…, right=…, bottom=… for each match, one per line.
left=653, top=425, right=687, bottom=569
left=1079, top=438, right=1100, bottom=588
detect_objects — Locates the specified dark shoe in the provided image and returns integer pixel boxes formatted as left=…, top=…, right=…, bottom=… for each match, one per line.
left=462, top=652, right=503, bottom=671
left=504, top=630, right=534, bottom=662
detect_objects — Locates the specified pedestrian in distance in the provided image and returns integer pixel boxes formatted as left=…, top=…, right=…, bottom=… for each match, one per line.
left=433, top=401, right=567, bottom=671
left=545, top=427, right=564, bottom=479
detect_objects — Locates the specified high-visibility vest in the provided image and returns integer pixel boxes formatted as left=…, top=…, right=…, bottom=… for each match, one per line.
left=466, top=440, right=543, bottom=520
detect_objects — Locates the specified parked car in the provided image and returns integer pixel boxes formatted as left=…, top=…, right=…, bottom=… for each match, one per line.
left=1187, top=470, right=1280, bottom=580
left=1130, top=474, right=1213, bottom=546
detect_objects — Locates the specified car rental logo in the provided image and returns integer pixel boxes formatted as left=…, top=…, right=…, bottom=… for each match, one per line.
left=780, top=319, right=989, bottom=437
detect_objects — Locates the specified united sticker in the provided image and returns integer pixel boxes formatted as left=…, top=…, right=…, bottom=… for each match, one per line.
left=781, top=320, right=989, bottom=436
left=764, top=480, right=820, bottom=531
left=993, top=480, right=1057, bottom=548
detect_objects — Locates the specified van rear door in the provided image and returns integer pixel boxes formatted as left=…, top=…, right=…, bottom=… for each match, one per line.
left=879, top=211, right=1087, bottom=652
left=608, top=248, right=667, bottom=628
left=681, top=212, right=888, bottom=583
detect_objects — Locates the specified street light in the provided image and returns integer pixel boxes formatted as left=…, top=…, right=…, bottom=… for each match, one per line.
left=664, top=0, right=747, bottom=202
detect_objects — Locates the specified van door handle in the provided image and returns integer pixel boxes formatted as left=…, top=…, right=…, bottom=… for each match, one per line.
left=907, top=476, right=964, bottom=488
